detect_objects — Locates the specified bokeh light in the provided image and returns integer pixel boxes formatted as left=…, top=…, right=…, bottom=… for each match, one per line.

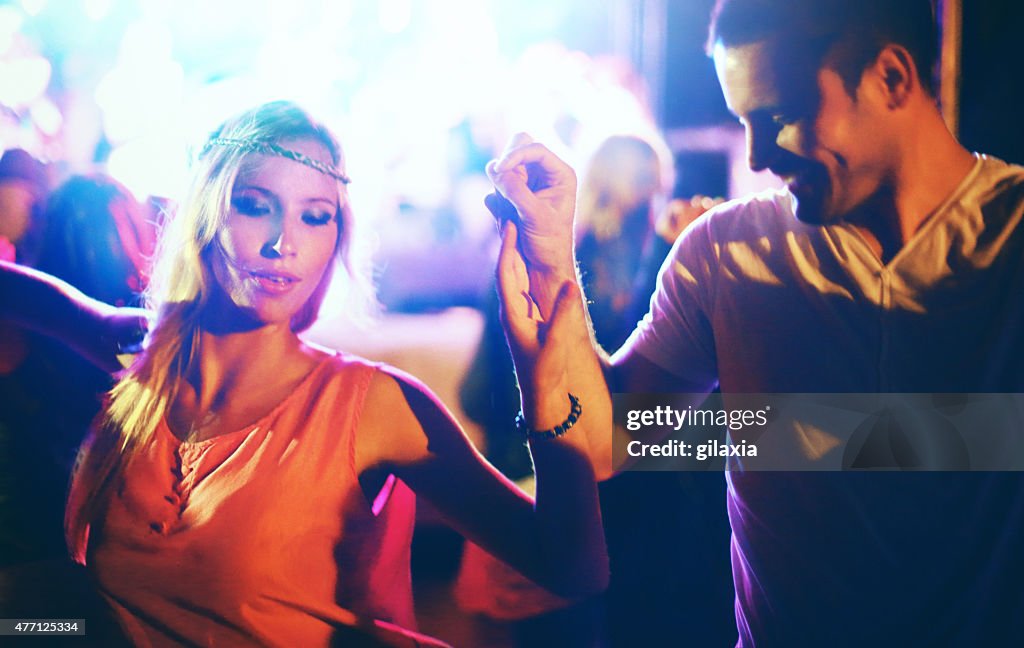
left=1, top=0, right=669, bottom=309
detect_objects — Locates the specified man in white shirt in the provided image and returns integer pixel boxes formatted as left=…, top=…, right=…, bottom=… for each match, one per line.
left=488, top=0, right=1024, bottom=644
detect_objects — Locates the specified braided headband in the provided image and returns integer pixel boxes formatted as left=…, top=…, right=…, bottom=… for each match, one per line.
left=202, top=137, right=352, bottom=184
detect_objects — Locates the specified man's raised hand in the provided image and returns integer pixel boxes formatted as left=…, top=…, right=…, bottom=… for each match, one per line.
left=486, top=134, right=577, bottom=279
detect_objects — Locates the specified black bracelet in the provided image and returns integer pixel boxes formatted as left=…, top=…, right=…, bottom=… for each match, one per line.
left=515, top=393, right=582, bottom=441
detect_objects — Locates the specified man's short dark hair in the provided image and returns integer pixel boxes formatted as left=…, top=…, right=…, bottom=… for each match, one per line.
left=707, top=0, right=939, bottom=96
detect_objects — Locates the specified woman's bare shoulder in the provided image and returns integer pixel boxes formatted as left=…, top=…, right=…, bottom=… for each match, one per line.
left=357, top=364, right=457, bottom=467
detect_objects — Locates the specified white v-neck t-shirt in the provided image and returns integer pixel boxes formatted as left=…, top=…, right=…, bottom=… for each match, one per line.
left=622, top=155, right=1024, bottom=646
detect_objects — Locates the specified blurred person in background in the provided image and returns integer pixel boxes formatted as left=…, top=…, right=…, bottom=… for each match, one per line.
left=0, top=147, right=49, bottom=267
left=1, top=173, right=156, bottom=569
left=575, top=134, right=716, bottom=350
left=0, top=147, right=50, bottom=441
left=35, top=174, right=158, bottom=307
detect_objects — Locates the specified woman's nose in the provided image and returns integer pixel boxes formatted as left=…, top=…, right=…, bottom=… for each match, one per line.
left=260, top=238, right=281, bottom=259
left=260, top=225, right=295, bottom=259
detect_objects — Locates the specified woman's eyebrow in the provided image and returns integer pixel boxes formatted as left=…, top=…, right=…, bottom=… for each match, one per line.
left=303, top=196, right=338, bottom=208
left=233, top=184, right=273, bottom=196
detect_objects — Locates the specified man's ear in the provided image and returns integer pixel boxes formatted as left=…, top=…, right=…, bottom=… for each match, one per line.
left=871, top=44, right=918, bottom=109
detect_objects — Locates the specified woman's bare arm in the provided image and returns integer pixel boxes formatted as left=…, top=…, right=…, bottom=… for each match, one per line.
left=357, top=366, right=608, bottom=599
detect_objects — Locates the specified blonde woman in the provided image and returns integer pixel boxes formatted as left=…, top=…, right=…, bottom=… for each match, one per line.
left=576, top=134, right=718, bottom=350
left=2, top=101, right=607, bottom=646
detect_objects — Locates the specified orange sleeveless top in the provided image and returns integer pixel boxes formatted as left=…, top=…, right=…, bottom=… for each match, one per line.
left=67, top=353, right=447, bottom=647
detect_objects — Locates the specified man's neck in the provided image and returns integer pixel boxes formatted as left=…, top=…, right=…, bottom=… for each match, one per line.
left=848, top=119, right=976, bottom=264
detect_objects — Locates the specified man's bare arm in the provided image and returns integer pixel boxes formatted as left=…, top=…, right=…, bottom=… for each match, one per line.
left=488, top=137, right=711, bottom=480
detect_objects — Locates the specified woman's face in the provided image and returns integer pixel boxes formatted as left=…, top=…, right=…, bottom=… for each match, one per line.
left=210, top=138, right=342, bottom=329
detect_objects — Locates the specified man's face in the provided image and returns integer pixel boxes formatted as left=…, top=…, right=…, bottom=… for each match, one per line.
left=713, top=39, right=891, bottom=224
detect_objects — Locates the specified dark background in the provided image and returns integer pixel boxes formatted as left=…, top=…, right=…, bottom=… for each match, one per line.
left=959, top=0, right=1024, bottom=164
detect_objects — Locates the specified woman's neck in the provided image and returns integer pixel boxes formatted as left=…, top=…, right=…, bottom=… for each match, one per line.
left=170, top=322, right=319, bottom=442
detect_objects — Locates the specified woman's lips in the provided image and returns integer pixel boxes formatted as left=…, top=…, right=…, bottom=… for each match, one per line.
left=249, top=270, right=298, bottom=294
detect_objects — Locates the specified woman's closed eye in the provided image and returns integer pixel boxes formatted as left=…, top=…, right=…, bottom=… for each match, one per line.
left=302, top=209, right=335, bottom=226
left=232, top=195, right=273, bottom=217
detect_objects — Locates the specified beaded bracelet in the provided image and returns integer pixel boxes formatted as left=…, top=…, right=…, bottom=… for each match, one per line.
left=515, top=393, right=582, bottom=441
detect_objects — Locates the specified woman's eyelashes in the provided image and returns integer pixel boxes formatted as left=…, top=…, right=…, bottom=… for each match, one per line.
left=301, top=209, right=334, bottom=226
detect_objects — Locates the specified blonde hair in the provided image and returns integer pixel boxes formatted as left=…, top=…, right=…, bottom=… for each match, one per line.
left=67, top=101, right=372, bottom=554
left=576, top=133, right=673, bottom=241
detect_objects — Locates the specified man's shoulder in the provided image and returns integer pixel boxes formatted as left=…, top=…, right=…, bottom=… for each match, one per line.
left=964, top=155, right=1024, bottom=222
left=975, top=154, right=1024, bottom=177
left=971, top=155, right=1024, bottom=196
left=695, top=187, right=799, bottom=241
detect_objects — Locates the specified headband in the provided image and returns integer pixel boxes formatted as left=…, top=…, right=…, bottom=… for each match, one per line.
left=202, top=137, right=352, bottom=185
